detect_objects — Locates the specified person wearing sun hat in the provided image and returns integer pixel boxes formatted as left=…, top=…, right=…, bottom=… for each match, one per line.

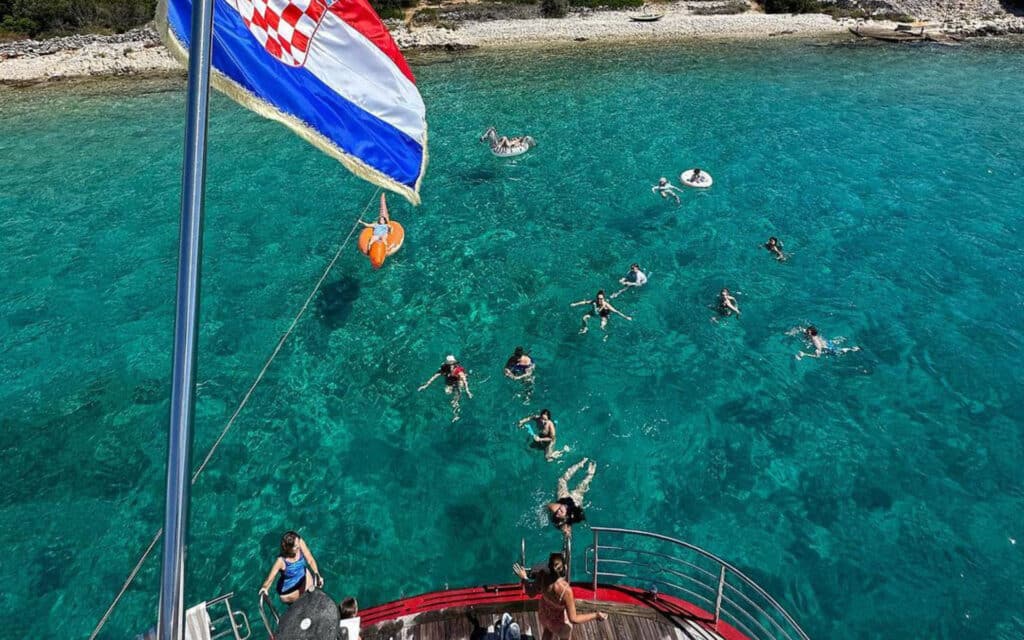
left=418, top=355, right=473, bottom=410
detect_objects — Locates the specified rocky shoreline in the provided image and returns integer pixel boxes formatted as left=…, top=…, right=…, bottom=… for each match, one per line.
left=1, top=4, right=1022, bottom=84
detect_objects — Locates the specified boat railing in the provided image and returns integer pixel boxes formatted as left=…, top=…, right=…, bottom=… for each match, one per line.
left=204, top=593, right=252, bottom=640
left=257, top=590, right=281, bottom=640
left=583, top=526, right=810, bottom=640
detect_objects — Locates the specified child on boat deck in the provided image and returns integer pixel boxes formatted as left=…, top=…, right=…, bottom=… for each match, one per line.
left=338, top=596, right=361, bottom=640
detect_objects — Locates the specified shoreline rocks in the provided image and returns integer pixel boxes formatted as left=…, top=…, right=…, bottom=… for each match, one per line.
left=1, top=7, right=1022, bottom=84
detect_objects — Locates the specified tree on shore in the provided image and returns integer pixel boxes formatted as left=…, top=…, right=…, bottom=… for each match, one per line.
left=541, top=0, right=569, bottom=18
left=1, top=0, right=156, bottom=37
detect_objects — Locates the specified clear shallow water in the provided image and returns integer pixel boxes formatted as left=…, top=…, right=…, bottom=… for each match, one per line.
left=1, top=39, right=1023, bottom=639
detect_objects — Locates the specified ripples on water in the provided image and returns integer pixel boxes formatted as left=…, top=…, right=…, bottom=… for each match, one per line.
left=0, top=39, right=1022, bottom=640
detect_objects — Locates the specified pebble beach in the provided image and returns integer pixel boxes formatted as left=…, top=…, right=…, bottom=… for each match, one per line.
left=2, top=2, right=1022, bottom=84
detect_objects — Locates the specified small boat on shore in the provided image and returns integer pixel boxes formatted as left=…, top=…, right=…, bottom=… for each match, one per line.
left=629, top=13, right=663, bottom=21
left=849, top=23, right=962, bottom=45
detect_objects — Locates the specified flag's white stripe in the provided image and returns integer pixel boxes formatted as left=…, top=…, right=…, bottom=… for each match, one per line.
left=304, top=11, right=425, bottom=143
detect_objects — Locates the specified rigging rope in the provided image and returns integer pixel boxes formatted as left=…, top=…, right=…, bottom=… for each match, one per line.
left=88, top=188, right=380, bottom=640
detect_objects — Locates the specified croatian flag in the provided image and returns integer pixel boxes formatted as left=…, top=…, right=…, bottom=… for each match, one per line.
left=159, top=0, right=427, bottom=203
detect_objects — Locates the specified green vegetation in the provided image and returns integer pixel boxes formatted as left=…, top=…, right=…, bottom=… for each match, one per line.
left=370, top=0, right=418, bottom=20
left=763, top=0, right=915, bottom=19
left=762, top=0, right=821, bottom=14
left=569, top=0, right=643, bottom=7
left=0, top=0, right=156, bottom=37
left=540, top=0, right=568, bottom=17
left=690, top=0, right=750, bottom=14
left=410, top=6, right=459, bottom=28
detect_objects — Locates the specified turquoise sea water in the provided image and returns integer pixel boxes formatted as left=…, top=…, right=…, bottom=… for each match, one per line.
left=1, top=38, right=1023, bottom=639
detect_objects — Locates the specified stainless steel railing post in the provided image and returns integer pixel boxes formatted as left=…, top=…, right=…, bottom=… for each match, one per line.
left=714, top=565, right=726, bottom=628
left=564, top=534, right=573, bottom=583
left=585, top=526, right=811, bottom=640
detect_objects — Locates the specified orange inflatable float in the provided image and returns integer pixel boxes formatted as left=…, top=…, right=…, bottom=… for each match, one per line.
left=358, top=193, right=405, bottom=269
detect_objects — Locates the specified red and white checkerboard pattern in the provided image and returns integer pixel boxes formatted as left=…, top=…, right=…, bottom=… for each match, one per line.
left=224, top=0, right=329, bottom=67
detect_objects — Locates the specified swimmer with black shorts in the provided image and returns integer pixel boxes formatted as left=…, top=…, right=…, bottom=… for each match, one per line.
left=570, top=290, right=632, bottom=334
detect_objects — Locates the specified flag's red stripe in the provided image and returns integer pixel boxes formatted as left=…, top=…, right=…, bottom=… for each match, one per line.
left=327, top=0, right=415, bottom=84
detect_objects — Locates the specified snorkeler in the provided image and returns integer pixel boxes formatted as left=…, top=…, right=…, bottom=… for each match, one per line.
left=571, top=290, right=632, bottom=334
left=518, top=409, right=563, bottom=461
left=765, top=236, right=786, bottom=261
left=547, top=458, right=597, bottom=539
left=651, top=177, right=682, bottom=204
left=419, top=355, right=473, bottom=419
left=717, top=288, right=741, bottom=317
left=504, top=346, right=535, bottom=380
left=795, top=325, right=860, bottom=360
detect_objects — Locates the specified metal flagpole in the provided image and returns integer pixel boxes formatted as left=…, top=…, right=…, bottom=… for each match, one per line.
left=157, top=0, right=216, bottom=637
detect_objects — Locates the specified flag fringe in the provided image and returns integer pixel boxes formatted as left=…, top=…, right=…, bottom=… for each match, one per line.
left=155, top=0, right=427, bottom=206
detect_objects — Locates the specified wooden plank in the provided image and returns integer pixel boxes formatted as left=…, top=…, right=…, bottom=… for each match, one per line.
left=363, top=599, right=732, bottom=640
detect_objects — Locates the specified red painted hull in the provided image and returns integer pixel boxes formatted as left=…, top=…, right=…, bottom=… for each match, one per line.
left=360, top=582, right=752, bottom=640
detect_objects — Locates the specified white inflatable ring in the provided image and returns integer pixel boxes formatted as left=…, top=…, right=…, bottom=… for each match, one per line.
left=680, top=169, right=713, bottom=188
left=491, top=145, right=530, bottom=158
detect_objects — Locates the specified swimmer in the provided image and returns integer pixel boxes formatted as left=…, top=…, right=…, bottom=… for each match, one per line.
left=546, top=458, right=597, bottom=539
left=418, top=355, right=473, bottom=420
left=765, top=236, right=786, bottom=261
left=717, top=288, right=740, bottom=317
left=504, top=346, right=535, bottom=381
left=571, top=289, right=632, bottom=334
left=651, top=177, right=682, bottom=204
left=518, top=409, right=562, bottom=461
left=795, top=325, right=860, bottom=360
left=611, top=263, right=648, bottom=299
left=358, top=215, right=391, bottom=248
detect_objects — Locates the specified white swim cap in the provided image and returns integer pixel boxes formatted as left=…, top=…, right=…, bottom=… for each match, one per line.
left=445, top=355, right=457, bottom=364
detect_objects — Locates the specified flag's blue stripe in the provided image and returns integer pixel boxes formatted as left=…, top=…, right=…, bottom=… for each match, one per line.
left=168, top=0, right=423, bottom=188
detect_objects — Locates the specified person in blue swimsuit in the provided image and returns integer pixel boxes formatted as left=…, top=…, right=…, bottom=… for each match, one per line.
left=504, top=346, right=535, bottom=380
left=358, top=215, right=392, bottom=248
left=795, top=325, right=860, bottom=360
left=259, top=531, right=324, bottom=604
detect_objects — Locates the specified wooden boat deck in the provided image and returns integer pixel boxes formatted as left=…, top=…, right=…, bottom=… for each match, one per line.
left=362, top=599, right=726, bottom=640
left=360, top=584, right=741, bottom=640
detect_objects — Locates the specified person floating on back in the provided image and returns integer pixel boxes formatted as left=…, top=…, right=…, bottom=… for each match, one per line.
left=359, top=215, right=392, bottom=249
left=794, top=325, right=861, bottom=360
left=547, top=457, right=597, bottom=539
left=611, top=263, right=648, bottom=299
left=764, top=236, right=786, bottom=261
left=651, top=177, right=682, bottom=204
left=571, top=290, right=632, bottom=334
left=259, top=531, right=323, bottom=605
left=419, top=355, right=473, bottom=420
